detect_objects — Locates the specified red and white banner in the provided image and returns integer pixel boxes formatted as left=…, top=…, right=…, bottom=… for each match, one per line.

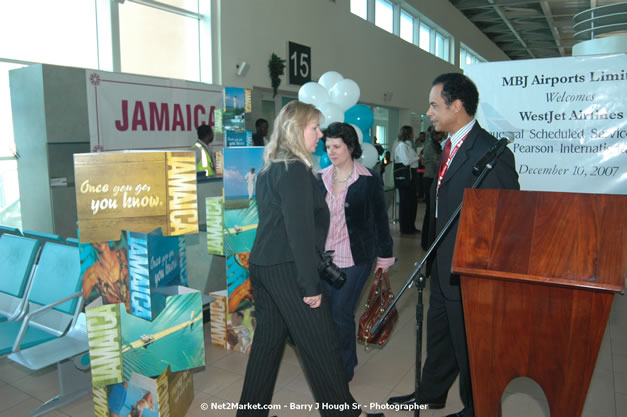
left=465, top=53, right=626, bottom=195
left=86, top=71, right=222, bottom=152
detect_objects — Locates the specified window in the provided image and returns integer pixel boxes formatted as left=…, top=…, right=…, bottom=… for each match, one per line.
left=460, top=44, right=485, bottom=70
left=156, top=0, right=201, bottom=11
left=0, top=63, right=23, bottom=158
left=349, top=1, right=455, bottom=64
left=419, top=21, right=452, bottom=62
left=435, top=32, right=450, bottom=61
left=350, top=0, right=368, bottom=20
left=400, top=10, right=414, bottom=43
left=0, top=0, right=98, bottom=69
left=419, top=23, right=431, bottom=52
left=0, top=0, right=213, bottom=229
left=375, top=125, right=387, bottom=147
left=375, top=0, right=394, bottom=34
left=119, top=2, right=201, bottom=81
left=373, top=106, right=399, bottom=150
left=0, top=62, right=24, bottom=229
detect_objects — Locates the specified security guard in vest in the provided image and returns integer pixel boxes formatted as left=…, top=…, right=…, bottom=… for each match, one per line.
left=194, top=124, right=215, bottom=177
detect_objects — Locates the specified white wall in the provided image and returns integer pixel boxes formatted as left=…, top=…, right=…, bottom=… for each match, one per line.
left=219, top=0, right=509, bottom=124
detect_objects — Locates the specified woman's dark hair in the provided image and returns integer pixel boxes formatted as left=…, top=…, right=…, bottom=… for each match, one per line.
left=432, top=73, right=479, bottom=117
left=323, top=122, right=362, bottom=160
left=398, top=125, right=414, bottom=142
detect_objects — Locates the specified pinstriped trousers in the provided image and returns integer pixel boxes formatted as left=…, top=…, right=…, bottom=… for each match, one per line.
left=237, top=262, right=361, bottom=417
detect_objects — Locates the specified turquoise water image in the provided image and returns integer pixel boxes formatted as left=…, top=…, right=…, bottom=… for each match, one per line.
left=224, top=199, right=258, bottom=255
left=120, top=291, right=204, bottom=380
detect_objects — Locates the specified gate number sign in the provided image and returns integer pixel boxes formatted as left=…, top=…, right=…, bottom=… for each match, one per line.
left=288, top=41, right=311, bottom=86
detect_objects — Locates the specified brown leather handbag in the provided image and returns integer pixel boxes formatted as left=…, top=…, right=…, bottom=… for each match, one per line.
left=358, top=268, right=398, bottom=349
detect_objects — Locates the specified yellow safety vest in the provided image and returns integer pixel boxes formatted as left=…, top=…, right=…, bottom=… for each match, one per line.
left=194, top=141, right=215, bottom=176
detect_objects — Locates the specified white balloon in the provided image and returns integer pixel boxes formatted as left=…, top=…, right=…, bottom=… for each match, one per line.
left=298, top=82, right=330, bottom=108
left=318, top=71, right=344, bottom=91
left=349, top=123, right=364, bottom=144
left=318, top=102, right=344, bottom=129
left=359, top=143, right=379, bottom=169
left=329, top=79, right=360, bottom=111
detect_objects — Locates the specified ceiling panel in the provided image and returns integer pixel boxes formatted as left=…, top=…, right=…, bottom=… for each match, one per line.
left=449, top=0, right=626, bottom=60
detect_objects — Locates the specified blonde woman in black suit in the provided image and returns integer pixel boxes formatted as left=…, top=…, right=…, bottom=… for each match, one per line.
left=237, top=101, right=384, bottom=417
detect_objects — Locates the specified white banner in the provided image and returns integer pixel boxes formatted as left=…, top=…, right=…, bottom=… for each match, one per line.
left=465, top=53, right=626, bottom=195
left=86, top=71, right=222, bottom=152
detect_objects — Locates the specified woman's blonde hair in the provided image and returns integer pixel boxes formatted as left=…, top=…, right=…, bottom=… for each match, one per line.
left=261, top=101, right=321, bottom=173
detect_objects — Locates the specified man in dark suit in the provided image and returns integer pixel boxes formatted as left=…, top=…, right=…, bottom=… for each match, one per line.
left=388, top=73, right=519, bottom=417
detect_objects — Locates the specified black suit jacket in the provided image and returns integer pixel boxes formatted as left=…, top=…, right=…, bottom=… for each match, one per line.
left=250, top=161, right=330, bottom=297
left=319, top=168, right=393, bottom=265
left=428, top=122, right=520, bottom=300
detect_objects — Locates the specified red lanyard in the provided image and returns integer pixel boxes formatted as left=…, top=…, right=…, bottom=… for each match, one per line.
left=436, top=132, right=468, bottom=191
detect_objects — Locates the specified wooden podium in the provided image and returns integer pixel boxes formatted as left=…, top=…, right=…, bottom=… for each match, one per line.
left=452, top=189, right=626, bottom=417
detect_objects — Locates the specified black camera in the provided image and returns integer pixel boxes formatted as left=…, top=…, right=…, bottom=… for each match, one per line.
left=318, top=250, right=346, bottom=289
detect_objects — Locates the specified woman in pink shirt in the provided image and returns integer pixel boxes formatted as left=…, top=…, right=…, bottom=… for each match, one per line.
left=319, top=122, right=395, bottom=381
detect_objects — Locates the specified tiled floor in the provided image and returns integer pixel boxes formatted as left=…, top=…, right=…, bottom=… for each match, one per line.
left=1, top=203, right=626, bottom=417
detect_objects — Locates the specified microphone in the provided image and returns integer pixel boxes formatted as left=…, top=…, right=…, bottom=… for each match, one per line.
left=472, top=133, right=514, bottom=176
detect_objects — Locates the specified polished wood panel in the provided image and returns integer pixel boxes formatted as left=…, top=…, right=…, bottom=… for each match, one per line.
left=453, top=190, right=626, bottom=292
left=461, top=276, right=614, bottom=417
left=453, top=189, right=626, bottom=417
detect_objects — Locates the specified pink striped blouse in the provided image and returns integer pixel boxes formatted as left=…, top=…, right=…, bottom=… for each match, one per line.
left=320, top=161, right=395, bottom=271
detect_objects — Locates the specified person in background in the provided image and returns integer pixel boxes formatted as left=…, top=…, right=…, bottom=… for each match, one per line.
left=238, top=101, right=384, bottom=417
left=319, top=122, right=394, bottom=381
left=252, top=118, right=269, bottom=146
left=388, top=73, right=519, bottom=417
left=394, top=125, right=420, bottom=235
left=373, top=135, right=385, bottom=157
left=420, top=129, right=445, bottom=251
left=414, top=131, right=427, bottom=200
left=194, top=124, right=215, bottom=177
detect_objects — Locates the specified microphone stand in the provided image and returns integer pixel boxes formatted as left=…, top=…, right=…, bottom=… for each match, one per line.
left=371, top=147, right=508, bottom=417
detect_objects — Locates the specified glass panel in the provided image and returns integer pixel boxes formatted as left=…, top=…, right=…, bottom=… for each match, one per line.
left=419, top=23, right=431, bottom=52
left=152, top=0, right=200, bottom=13
left=400, top=10, right=414, bottom=43
left=0, top=159, right=21, bottom=229
left=444, top=38, right=450, bottom=62
left=375, top=125, right=386, bottom=147
left=0, top=0, right=98, bottom=68
left=373, top=106, right=390, bottom=148
left=120, top=1, right=200, bottom=81
left=350, top=0, right=368, bottom=20
left=436, top=33, right=444, bottom=59
left=261, top=100, right=275, bottom=137
left=0, top=62, right=24, bottom=158
left=375, top=0, right=394, bottom=34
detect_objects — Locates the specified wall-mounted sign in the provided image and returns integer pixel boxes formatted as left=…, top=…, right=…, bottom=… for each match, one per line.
left=74, top=150, right=198, bottom=243
left=466, top=53, right=626, bottom=194
left=288, top=41, right=311, bottom=86
left=86, top=71, right=222, bottom=152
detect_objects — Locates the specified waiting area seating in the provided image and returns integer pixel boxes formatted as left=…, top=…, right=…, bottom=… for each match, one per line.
left=0, top=234, right=41, bottom=322
left=0, top=226, right=91, bottom=416
left=8, top=313, right=91, bottom=417
left=0, top=239, right=83, bottom=356
left=0, top=224, right=22, bottom=236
